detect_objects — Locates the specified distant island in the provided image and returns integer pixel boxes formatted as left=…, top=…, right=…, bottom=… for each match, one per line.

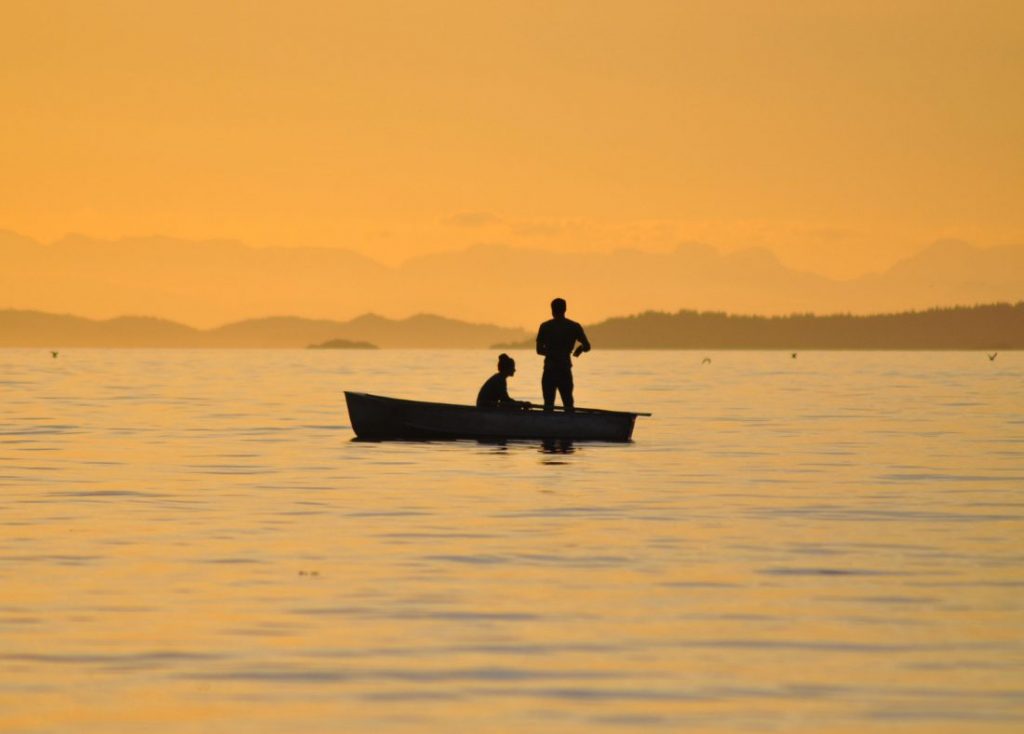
left=308, top=338, right=378, bottom=349
left=1, top=303, right=1020, bottom=350
left=494, top=303, right=1024, bottom=350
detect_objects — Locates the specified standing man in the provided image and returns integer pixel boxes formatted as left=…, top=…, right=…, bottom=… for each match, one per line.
left=536, top=298, right=591, bottom=412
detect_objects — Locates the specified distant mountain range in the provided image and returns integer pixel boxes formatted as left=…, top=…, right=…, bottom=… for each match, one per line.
left=2, top=304, right=1019, bottom=349
left=0, top=311, right=529, bottom=348
left=496, top=303, right=1023, bottom=350
left=2, top=231, right=1022, bottom=327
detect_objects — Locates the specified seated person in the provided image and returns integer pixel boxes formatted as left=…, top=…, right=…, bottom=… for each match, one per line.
left=476, top=353, right=531, bottom=409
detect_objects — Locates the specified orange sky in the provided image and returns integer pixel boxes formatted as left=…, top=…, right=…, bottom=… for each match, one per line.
left=2, top=1, right=1022, bottom=280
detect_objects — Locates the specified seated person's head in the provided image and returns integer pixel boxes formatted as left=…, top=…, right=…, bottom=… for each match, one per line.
left=550, top=298, right=567, bottom=317
left=497, top=353, right=516, bottom=376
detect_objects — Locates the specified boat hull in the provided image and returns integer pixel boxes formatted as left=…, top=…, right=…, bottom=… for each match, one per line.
left=345, top=392, right=639, bottom=442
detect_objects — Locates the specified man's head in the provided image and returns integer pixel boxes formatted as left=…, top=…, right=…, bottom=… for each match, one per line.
left=550, top=298, right=567, bottom=317
left=497, top=353, right=516, bottom=376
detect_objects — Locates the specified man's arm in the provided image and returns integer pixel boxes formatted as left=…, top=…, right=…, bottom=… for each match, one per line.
left=573, top=323, right=591, bottom=357
left=536, top=324, right=547, bottom=355
left=577, top=324, right=591, bottom=352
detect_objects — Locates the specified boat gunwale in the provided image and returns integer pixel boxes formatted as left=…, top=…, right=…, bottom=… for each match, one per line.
left=344, top=391, right=650, bottom=418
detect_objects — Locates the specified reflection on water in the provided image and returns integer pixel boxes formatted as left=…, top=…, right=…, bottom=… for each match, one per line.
left=0, top=349, right=1022, bottom=733
left=540, top=439, right=575, bottom=455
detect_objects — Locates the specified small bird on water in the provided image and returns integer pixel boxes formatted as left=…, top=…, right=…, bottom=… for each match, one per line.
left=51, top=351, right=58, bottom=359
left=988, top=352, right=998, bottom=361
left=791, top=352, right=798, bottom=359
left=701, top=357, right=711, bottom=365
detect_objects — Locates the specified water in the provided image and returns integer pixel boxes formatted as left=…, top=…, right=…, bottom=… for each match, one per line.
left=1, top=349, right=1022, bottom=732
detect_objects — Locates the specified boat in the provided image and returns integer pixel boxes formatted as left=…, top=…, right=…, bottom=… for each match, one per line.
left=344, top=392, right=649, bottom=442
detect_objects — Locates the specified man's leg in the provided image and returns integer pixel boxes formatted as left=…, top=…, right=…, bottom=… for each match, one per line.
left=557, top=370, right=575, bottom=412
left=541, top=370, right=557, bottom=411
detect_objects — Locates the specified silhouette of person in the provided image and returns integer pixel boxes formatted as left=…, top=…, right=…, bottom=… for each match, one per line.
left=536, top=298, right=590, bottom=412
left=477, top=353, right=530, bottom=409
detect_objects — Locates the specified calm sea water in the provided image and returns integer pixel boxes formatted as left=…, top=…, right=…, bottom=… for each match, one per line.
left=1, top=349, right=1022, bottom=733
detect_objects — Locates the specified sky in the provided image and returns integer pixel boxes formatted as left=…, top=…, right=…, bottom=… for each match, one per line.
left=2, top=0, right=1022, bottom=283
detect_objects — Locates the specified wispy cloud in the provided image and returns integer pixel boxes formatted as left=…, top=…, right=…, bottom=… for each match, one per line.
left=510, top=221, right=563, bottom=237
left=443, top=211, right=502, bottom=228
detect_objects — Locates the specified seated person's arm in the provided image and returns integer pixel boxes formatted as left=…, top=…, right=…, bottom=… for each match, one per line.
left=498, top=384, right=529, bottom=408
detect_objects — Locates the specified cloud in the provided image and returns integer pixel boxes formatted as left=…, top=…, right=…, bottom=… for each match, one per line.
left=511, top=221, right=563, bottom=237
left=443, top=211, right=502, bottom=228
left=801, top=227, right=860, bottom=242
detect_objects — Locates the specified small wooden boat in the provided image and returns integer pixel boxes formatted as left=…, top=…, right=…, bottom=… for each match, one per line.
left=345, top=392, right=649, bottom=442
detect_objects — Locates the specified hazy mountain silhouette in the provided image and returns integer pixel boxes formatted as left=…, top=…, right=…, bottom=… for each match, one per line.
left=3, top=231, right=1022, bottom=327
left=493, top=303, right=1024, bottom=350
left=0, top=311, right=200, bottom=348
left=203, top=314, right=528, bottom=348
left=0, top=310, right=528, bottom=348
